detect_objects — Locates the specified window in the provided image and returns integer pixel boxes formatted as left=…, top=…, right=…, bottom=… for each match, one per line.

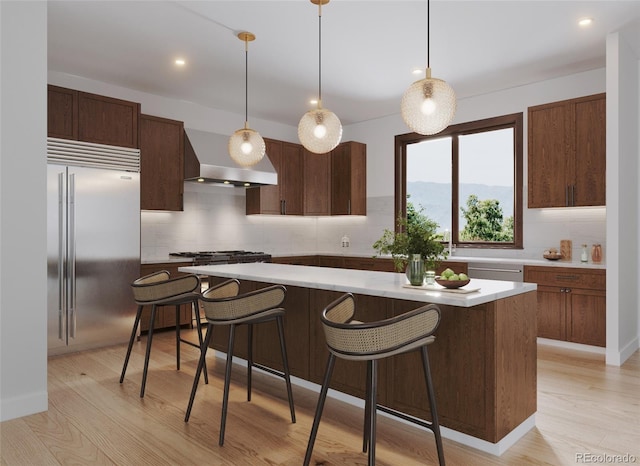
left=394, top=113, right=523, bottom=249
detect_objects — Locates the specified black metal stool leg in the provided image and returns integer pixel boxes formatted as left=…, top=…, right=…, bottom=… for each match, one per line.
left=193, top=301, right=209, bottom=385
left=367, top=360, right=377, bottom=466
left=140, top=304, right=157, bottom=398
left=304, top=353, right=336, bottom=466
left=219, top=324, right=236, bottom=446
left=185, top=324, right=213, bottom=422
left=422, top=346, right=445, bottom=466
left=363, top=360, right=372, bottom=453
left=120, top=304, right=143, bottom=383
left=175, top=304, right=181, bottom=370
left=247, top=323, right=253, bottom=402
left=276, top=315, right=296, bottom=423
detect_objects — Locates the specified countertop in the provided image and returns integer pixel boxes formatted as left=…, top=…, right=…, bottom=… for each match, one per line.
left=269, top=251, right=607, bottom=270
left=178, top=262, right=537, bottom=308
left=143, top=252, right=606, bottom=269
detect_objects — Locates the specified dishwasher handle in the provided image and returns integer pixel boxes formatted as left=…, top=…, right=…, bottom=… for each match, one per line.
left=468, top=266, right=523, bottom=274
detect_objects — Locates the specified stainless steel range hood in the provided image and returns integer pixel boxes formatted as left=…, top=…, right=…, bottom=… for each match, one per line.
left=184, top=128, right=277, bottom=187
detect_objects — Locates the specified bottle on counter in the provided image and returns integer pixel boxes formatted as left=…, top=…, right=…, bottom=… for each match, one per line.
left=581, top=244, right=588, bottom=262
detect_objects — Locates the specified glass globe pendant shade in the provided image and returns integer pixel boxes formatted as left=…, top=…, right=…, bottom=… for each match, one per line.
left=401, top=68, right=456, bottom=135
left=298, top=107, right=343, bottom=154
left=228, top=127, right=265, bottom=167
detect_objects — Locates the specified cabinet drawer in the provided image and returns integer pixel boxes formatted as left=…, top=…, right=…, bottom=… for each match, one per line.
left=524, top=266, right=605, bottom=290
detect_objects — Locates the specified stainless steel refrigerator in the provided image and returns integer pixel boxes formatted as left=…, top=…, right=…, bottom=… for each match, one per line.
left=47, top=138, right=140, bottom=355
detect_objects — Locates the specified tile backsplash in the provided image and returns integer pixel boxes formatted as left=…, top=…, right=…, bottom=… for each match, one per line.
left=141, top=182, right=606, bottom=262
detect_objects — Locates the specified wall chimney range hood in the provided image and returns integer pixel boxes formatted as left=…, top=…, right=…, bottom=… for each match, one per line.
left=184, top=128, right=277, bottom=187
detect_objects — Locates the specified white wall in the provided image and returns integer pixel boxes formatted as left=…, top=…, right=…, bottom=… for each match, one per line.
left=140, top=68, right=608, bottom=262
left=606, top=28, right=640, bottom=366
left=0, top=1, right=48, bottom=421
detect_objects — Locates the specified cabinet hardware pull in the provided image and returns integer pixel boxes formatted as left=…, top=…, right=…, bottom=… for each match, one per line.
left=556, top=274, right=578, bottom=281
left=566, top=185, right=569, bottom=207
left=571, top=185, right=576, bottom=206
left=348, top=199, right=351, bottom=215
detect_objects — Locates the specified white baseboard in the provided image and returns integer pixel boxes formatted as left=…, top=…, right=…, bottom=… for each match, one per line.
left=537, top=337, right=606, bottom=354
left=0, top=390, right=48, bottom=422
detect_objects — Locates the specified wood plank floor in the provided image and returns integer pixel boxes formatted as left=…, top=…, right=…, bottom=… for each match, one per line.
left=2, top=329, right=639, bottom=465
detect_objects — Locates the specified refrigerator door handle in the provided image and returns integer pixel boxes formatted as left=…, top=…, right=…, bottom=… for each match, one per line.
left=69, top=173, right=77, bottom=339
left=57, top=172, right=66, bottom=341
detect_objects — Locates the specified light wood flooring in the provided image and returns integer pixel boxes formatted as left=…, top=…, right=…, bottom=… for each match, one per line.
left=1, top=329, right=639, bottom=465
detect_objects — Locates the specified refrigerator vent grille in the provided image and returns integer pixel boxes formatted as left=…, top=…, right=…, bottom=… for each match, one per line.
left=47, top=137, right=140, bottom=172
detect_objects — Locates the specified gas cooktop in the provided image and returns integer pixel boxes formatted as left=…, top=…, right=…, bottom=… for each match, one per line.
left=169, top=250, right=271, bottom=265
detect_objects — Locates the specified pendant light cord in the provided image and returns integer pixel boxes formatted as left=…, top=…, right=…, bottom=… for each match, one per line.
left=427, top=0, right=430, bottom=68
left=318, top=2, right=322, bottom=105
left=244, top=38, right=249, bottom=125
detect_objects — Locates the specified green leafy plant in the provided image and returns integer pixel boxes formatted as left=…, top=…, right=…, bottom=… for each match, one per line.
left=373, top=204, right=447, bottom=272
left=460, top=194, right=514, bottom=242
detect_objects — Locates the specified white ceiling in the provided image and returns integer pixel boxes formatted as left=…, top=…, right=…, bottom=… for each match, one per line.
left=47, top=1, right=640, bottom=127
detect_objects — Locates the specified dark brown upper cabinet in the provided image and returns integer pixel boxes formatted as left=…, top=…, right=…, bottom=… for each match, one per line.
left=528, top=93, right=605, bottom=208
left=48, top=84, right=140, bottom=149
left=139, top=114, right=184, bottom=211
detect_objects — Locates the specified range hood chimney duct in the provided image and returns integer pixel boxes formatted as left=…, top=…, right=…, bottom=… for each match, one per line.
left=184, top=128, right=277, bottom=187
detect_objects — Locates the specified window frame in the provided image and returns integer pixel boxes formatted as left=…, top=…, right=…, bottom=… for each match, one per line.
left=394, top=112, right=524, bottom=249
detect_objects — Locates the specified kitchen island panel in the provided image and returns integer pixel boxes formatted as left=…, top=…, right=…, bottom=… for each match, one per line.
left=388, top=299, right=493, bottom=439
left=181, top=263, right=537, bottom=449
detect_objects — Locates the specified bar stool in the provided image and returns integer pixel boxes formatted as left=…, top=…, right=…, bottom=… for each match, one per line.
left=119, top=270, right=207, bottom=398
left=184, top=280, right=296, bottom=446
left=304, top=293, right=445, bottom=466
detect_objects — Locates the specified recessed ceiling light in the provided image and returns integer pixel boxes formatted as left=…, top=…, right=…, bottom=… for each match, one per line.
left=309, top=99, right=318, bottom=105
left=412, top=68, right=423, bottom=75
left=175, top=58, right=186, bottom=66
left=578, top=18, right=593, bottom=27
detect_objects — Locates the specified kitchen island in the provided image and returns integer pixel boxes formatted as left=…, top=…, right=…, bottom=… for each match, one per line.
left=180, top=262, right=538, bottom=455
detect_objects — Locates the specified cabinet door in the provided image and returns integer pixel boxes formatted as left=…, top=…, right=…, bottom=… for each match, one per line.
left=48, top=85, right=78, bottom=140
left=317, top=256, right=345, bottom=268
left=78, top=91, right=140, bottom=148
left=331, top=142, right=366, bottom=215
left=281, top=142, right=304, bottom=215
left=568, top=288, right=606, bottom=347
left=535, top=285, right=566, bottom=340
left=574, top=95, right=606, bottom=207
left=527, top=102, right=571, bottom=208
left=140, top=114, right=184, bottom=211
left=303, top=148, right=330, bottom=215
left=246, top=139, right=282, bottom=215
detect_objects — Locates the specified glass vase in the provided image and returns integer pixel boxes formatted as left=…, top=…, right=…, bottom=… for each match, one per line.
left=406, top=254, right=425, bottom=286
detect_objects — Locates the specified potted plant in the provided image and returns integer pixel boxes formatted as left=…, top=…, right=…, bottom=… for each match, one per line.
left=373, top=206, right=447, bottom=277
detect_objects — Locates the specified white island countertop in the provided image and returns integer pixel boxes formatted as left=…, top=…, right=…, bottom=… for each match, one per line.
left=179, top=262, right=537, bottom=308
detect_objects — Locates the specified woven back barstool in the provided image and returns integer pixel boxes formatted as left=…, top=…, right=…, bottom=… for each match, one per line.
left=184, top=280, right=296, bottom=446
left=304, top=293, right=445, bottom=466
left=119, top=270, right=207, bottom=398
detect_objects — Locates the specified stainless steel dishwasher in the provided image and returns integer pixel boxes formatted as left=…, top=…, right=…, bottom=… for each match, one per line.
left=467, top=262, right=524, bottom=282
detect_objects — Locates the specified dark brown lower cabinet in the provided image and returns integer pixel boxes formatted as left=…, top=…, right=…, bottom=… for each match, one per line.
left=524, top=266, right=606, bottom=347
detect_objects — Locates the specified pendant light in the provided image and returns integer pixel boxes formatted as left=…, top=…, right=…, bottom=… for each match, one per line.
left=228, top=32, right=266, bottom=167
left=298, top=0, right=342, bottom=154
left=401, top=0, right=456, bottom=135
